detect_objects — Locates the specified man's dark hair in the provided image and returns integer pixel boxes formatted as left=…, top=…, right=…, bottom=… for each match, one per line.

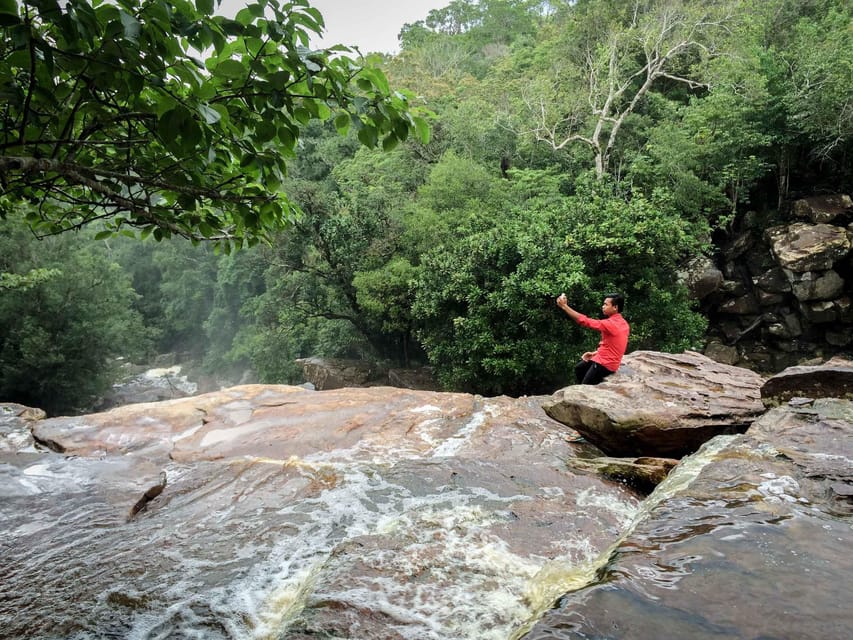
left=604, top=293, right=624, bottom=312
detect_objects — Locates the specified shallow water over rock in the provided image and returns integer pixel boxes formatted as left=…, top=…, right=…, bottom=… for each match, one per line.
left=4, top=388, right=851, bottom=639
left=2, top=386, right=639, bottom=639
left=522, top=399, right=853, bottom=639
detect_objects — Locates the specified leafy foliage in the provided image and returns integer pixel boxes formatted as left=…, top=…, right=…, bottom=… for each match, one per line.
left=0, top=0, right=428, bottom=249
left=2, top=0, right=852, bottom=408
left=413, top=173, right=707, bottom=394
left=0, top=216, right=151, bottom=414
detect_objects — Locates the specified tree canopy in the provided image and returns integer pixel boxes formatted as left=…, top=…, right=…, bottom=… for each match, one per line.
left=0, top=0, right=428, bottom=249
left=2, top=0, right=853, bottom=412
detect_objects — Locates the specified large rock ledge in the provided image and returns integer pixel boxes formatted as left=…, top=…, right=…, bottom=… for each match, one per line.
left=760, top=356, right=853, bottom=406
left=542, top=351, right=766, bottom=458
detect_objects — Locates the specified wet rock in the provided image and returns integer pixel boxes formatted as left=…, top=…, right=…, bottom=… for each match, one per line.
left=7, top=385, right=640, bottom=640
left=790, top=193, right=853, bottom=224
left=541, top=351, right=765, bottom=458
left=748, top=398, right=853, bottom=496
left=524, top=399, right=853, bottom=640
left=828, top=482, right=853, bottom=515
left=569, top=456, right=679, bottom=495
left=766, top=222, right=851, bottom=272
left=760, top=356, right=853, bottom=406
left=99, top=365, right=199, bottom=410
left=295, top=357, right=378, bottom=390
left=127, top=471, right=167, bottom=520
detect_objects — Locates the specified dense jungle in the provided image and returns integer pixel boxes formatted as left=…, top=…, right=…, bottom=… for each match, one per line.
left=2, top=0, right=852, bottom=415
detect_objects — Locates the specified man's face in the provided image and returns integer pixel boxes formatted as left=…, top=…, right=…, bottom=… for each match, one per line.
left=602, top=298, right=618, bottom=316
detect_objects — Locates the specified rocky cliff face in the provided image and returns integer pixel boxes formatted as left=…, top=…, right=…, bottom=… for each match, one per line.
left=690, top=194, right=853, bottom=371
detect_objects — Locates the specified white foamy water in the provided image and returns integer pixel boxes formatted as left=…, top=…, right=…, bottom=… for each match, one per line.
left=431, top=409, right=487, bottom=458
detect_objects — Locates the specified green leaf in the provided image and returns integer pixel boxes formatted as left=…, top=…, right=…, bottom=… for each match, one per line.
left=315, top=102, right=331, bottom=120
left=198, top=103, right=221, bottom=124
left=278, top=126, right=296, bottom=151
left=254, top=120, right=276, bottom=143
left=412, top=116, right=430, bottom=144
left=179, top=118, right=203, bottom=150
left=357, top=124, right=378, bottom=148
left=157, top=108, right=184, bottom=142
left=197, top=80, right=216, bottom=101
left=0, top=0, right=20, bottom=26
left=270, top=70, right=290, bottom=89
left=119, top=9, right=140, bottom=42
left=94, top=230, right=113, bottom=240
left=381, top=134, right=399, bottom=152
left=293, top=107, right=311, bottom=124
left=334, top=113, right=350, bottom=135
left=235, top=7, right=256, bottom=26
left=213, top=59, right=247, bottom=80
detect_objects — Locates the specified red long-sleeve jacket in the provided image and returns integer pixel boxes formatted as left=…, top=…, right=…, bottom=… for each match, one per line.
left=574, top=312, right=630, bottom=372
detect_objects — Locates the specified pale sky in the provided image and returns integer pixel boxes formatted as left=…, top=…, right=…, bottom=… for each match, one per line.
left=218, top=0, right=450, bottom=54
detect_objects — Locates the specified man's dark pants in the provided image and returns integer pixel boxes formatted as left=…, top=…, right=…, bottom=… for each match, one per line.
left=575, top=360, right=614, bottom=385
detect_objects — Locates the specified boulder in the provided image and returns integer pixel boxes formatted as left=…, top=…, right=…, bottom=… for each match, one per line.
left=678, top=255, right=723, bottom=300
left=765, top=222, right=851, bottom=272
left=826, top=326, right=853, bottom=346
left=542, top=351, right=765, bottom=458
left=296, top=357, right=378, bottom=390
left=785, top=268, right=844, bottom=301
left=1, top=403, right=45, bottom=453
left=798, top=296, right=851, bottom=323
left=760, top=357, right=853, bottom=406
left=790, top=193, right=853, bottom=224
left=704, top=341, right=739, bottom=365
left=721, top=231, right=754, bottom=262
left=753, top=266, right=791, bottom=293
left=718, top=293, right=760, bottom=315
left=755, top=289, right=786, bottom=306
left=387, top=367, right=440, bottom=391
left=765, top=311, right=803, bottom=339
left=720, top=279, right=747, bottom=296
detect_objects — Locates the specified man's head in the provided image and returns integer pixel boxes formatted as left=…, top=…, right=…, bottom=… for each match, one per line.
left=602, top=293, right=624, bottom=316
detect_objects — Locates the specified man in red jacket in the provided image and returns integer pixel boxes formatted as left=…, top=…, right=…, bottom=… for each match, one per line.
left=556, top=292, right=630, bottom=385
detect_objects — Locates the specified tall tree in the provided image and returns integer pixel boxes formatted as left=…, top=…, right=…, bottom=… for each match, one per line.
left=515, top=0, right=732, bottom=177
